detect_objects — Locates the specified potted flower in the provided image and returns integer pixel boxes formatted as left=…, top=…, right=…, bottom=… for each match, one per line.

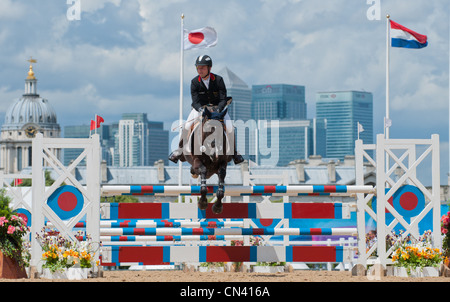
left=391, top=230, right=444, bottom=277
left=36, top=229, right=99, bottom=280
left=246, top=236, right=286, bottom=273
left=0, top=214, right=29, bottom=278
left=441, top=210, right=450, bottom=267
left=198, top=261, right=226, bottom=272
left=252, top=261, right=287, bottom=273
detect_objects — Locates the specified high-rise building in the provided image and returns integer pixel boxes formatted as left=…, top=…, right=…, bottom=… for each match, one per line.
left=316, top=91, right=373, bottom=160
left=63, top=125, right=90, bottom=166
left=115, top=116, right=147, bottom=167
left=252, top=84, right=306, bottom=120
left=148, top=121, right=168, bottom=165
left=218, top=67, right=252, bottom=121
left=256, top=119, right=326, bottom=166
left=64, top=124, right=113, bottom=165
left=218, top=67, right=252, bottom=162
left=114, top=113, right=168, bottom=167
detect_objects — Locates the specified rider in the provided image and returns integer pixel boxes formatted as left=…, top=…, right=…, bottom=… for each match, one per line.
left=169, top=55, right=244, bottom=165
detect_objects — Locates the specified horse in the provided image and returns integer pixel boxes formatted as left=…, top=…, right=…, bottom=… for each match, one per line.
left=183, top=104, right=233, bottom=214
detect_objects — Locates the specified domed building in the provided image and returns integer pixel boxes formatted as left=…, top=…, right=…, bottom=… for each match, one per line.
left=0, top=59, right=61, bottom=173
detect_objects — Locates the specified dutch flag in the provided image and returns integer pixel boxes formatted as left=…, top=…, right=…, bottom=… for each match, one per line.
left=390, top=20, right=428, bottom=49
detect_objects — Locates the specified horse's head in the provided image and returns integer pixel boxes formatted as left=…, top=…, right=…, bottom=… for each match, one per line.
left=202, top=106, right=228, bottom=122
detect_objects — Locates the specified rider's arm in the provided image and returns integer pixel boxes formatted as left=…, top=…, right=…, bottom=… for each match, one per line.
left=216, top=77, right=227, bottom=112
left=191, top=79, right=203, bottom=111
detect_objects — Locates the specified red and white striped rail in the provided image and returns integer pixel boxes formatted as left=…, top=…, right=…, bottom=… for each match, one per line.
left=100, top=227, right=357, bottom=236
left=101, top=202, right=355, bottom=220
left=99, top=235, right=245, bottom=243
left=101, top=185, right=374, bottom=197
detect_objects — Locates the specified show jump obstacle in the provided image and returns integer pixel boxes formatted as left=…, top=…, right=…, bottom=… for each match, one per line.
left=3, top=133, right=441, bottom=273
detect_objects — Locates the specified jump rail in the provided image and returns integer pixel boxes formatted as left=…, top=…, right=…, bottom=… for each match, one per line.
left=100, top=227, right=357, bottom=236
left=47, top=220, right=244, bottom=228
left=100, top=202, right=356, bottom=219
left=99, top=235, right=245, bottom=242
left=101, top=185, right=375, bottom=197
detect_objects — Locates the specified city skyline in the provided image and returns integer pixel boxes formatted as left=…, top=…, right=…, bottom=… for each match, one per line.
left=0, top=0, right=447, bottom=184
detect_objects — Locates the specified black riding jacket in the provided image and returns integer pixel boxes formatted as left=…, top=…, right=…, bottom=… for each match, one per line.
left=191, top=73, right=227, bottom=112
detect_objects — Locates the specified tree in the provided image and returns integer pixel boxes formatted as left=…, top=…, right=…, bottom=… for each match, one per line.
left=0, top=188, right=12, bottom=217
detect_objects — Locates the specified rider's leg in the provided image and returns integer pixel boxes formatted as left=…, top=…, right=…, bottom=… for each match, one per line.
left=169, top=109, right=199, bottom=163
left=225, top=114, right=244, bottom=165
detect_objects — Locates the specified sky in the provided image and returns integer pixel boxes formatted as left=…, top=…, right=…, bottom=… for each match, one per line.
left=0, top=0, right=448, bottom=185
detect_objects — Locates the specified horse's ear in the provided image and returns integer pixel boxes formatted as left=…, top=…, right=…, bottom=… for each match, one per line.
left=203, top=107, right=211, bottom=118
left=220, top=108, right=228, bottom=118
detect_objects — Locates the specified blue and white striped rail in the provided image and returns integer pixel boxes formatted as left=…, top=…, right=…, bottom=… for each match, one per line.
left=100, top=245, right=352, bottom=266
left=100, top=235, right=245, bottom=242
left=101, top=185, right=374, bottom=197
left=47, top=220, right=244, bottom=228
left=100, top=202, right=355, bottom=219
left=100, top=227, right=357, bottom=236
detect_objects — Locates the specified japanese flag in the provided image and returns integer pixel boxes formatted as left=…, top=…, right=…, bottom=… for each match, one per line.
left=184, top=27, right=218, bottom=50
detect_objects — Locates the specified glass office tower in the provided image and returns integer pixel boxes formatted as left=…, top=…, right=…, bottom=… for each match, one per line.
left=218, top=67, right=252, bottom=122
left=252, top=84, right=306, bottom=120
left=256, top=119, right=326, bottom=166
left=114, top=113, right=169, bottom=167
left=316, top=91, right=373, bottom=160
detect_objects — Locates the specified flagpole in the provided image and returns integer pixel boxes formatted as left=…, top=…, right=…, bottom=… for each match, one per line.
left=357, top=122, right=360, bottom=140
left=178, top=13, right=184, bottom=188
left=385, top=14, right=390, bottom=139
left=95, top=114, right=98, bottom=135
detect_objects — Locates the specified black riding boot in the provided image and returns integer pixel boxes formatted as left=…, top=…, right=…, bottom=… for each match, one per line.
left=231, top=135, right=244, bottom=164
left=168, top=130, right=188, bottom=164
left=168, top=149, right=185, bottom=164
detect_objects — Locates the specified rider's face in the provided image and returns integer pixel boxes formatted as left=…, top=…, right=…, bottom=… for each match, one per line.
left=196, top=65, right=210, bottom=79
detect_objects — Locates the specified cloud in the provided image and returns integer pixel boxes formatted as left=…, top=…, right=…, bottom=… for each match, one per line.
left=0, top=0, right=25, bottom=19
left=391, top=72, right=448, bottom=111
left=80, top=0, right=122, bottom=13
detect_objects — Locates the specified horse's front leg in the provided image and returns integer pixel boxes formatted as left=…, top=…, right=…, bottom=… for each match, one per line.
left=212, top=162, right=227, bottom=214
left=198, top=164, right=208, bottom=210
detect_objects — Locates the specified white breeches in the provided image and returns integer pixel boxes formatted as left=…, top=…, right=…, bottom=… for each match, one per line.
left=185, top=109, right=233, bottom=134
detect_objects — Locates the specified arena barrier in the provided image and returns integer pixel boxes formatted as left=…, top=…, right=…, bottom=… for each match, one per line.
left=96, top=200, right=361, bottom=266
left=97, top=186, right=372, bottom=266
left=99, top=227, right=357, bottom=236
left=22, top=133, right=441, bottom=273
left=100, top=202, right=356, bottom=220
left=101, top=185, right=375, bottom=196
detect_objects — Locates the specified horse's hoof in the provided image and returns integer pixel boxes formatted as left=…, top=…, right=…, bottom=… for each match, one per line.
left=198, top=198, right=208, bottom=210
left=212, top=203, right=223, bottom=214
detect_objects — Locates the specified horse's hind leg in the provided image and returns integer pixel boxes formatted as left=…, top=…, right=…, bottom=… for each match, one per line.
left=198, top=165, right=208, bottom=210
left=212, top=163, right=226, bottom=214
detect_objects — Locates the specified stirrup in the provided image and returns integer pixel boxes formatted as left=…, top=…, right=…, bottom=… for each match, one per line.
left=233, top=154, right=244, bottom=165
left=169, top=151, right=182, bottom=163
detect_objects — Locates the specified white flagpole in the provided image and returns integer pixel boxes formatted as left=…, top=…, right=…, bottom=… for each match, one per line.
left=357, top=122, right=360, bottom=140
left=385, top=14, right=390, bottom=139
left=178, top=13, right=184, bottom=188
left=95, top=114, right=98, bottom=135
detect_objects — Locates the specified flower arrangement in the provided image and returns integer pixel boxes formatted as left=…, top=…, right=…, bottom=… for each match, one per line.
left=390, top=230, right=445, bottom=275
left=35, top=229, right=98, bottom=273
left=441, top=211, right=450, bottom=260
left=0, top=214, right=30, bottom=266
